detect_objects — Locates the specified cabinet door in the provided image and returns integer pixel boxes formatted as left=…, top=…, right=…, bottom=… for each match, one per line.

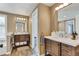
left=61, top=44, right=75, bottom=56
left=25, top=34, right=30, bottom=41
left=45, top=39, right=60, bottom=56
left=50, top=41, right=60, bottom=56
left=20, top=35, right=25, bottom=42
left=45, top=39, right=51, bottom=54
left=75, top=46, right=79, bottom=56
left=14, top=35, right=20, bottom=42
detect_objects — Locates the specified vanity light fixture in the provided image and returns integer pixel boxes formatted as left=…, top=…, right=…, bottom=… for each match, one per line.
left=55, top=3, right=70, bottom=11
left=23, top=18, right=26, bottom=21
left=16, top=17, right=26, bottom=21
left=21, top=18, right=23, bottom=20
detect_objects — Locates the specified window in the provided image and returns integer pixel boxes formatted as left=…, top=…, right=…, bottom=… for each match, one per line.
left=58, top=19, right=75, bottom=34
left=16, top=17, right=27, bottom=32
left=0, top=15, right=6, bottom=40
left=65, top=20, right=74, bottom=34
left=16, top=22, right=25, bottom=32
left=58, top=22, right=65, bottom=32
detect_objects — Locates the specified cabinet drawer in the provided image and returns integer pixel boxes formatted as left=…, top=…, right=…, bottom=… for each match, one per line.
left=62, top=44, right=73, bottom=51
left=61, top=44, right=75, bottom=56
left=50, top=41, right=60, bottom=56
left=14, top=36, right=20, bottom=42
left=62, top=49, right=72, bottom=56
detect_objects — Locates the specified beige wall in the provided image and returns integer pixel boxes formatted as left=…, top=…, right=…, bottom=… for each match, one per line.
left=38, top=4, right=51, bottom=54
left=50, top=3, right=61, bottom=32
left=7, top=15, right=16, bottom=32
left=38, top=4, right=51, bottom=36
left=0, top=12, right=29, bottom=33
left=26, top=17, right=29, bottom=32
left=28, top=17, right=32, bottom=46
left=38, top=3, right=61, bottom=55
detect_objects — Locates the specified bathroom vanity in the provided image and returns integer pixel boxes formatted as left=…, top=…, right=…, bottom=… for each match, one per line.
left=44, top=36, right=79, bottom=56
left=14, top=32, right=30, bottom=48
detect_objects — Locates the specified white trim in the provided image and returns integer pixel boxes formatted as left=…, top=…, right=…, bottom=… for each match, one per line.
left=0, top=14, right=7, bottom=35
left=32, top=8, right=40, bottom=56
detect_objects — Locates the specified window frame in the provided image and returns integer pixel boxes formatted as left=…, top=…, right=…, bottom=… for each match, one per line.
left=0, top=14, right=7, bottom=40
left=58, top=18, right=75, bottom=34
left=16, top=22, right=25, bottom=32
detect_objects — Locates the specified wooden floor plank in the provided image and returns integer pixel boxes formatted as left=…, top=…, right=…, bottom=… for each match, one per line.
left=11, top=46, right=32, bottom=56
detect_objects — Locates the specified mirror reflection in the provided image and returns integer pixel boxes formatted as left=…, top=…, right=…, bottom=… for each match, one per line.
left=58, top=3, right=79, bottom=35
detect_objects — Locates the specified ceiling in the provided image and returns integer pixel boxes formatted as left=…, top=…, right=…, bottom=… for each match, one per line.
left=0, top=3, right=54, bottom=16
left=43, top=3, right=54, bottom=7
left=58, top=3, right=79, bottom=20
left=0, top=3, right=38, bottom=16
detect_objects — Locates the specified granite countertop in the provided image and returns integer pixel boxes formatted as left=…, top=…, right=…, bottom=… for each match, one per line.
left=7, top=32, right=13, bottom=36
left=14, top=32, right=29, bottom=35
left=7, top=32, right=29, bottom=36
left=44, top=36, right=79, bottom=47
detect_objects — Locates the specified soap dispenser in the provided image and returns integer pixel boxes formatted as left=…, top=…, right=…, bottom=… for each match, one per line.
left=72, top=32, right=78, bottom=40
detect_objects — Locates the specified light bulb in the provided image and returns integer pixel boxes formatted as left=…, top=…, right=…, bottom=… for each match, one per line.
left=55, top=3, right=70, bottom=11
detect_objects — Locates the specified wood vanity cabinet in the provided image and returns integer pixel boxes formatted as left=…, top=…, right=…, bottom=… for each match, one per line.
left=61, top=44, right=79, bottom=56
left=14, top=34, right=30, bottom=47
left=44, top=37, right=79, bottom=56
left=45, top=39, right=51, bottom=54
left=61, top=44, right=76, bottom=56
left=45, top=38, right=60, bottom=56
left=50, top=40, right=60, bottom=56
left=44, top=36, right=79, bottom=56
left=15, top=34, right=30, bottom=41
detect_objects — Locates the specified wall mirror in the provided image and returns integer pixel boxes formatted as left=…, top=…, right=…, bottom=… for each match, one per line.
left=16, top=17, right=27, bottom=32
left=58, top=3, right=79, bottom=35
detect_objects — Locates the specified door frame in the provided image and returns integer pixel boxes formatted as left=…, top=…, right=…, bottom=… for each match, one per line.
left=32, top=8, right=40, bottom=55
left=0, top=14, right=7, bottom=37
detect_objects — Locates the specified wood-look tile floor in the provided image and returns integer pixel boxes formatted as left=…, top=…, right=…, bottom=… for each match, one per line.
left=11, top=46, right=32, bottom=56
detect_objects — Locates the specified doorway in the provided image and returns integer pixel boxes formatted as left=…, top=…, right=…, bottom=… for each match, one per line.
left=32, top=8, right=39, bottom=56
